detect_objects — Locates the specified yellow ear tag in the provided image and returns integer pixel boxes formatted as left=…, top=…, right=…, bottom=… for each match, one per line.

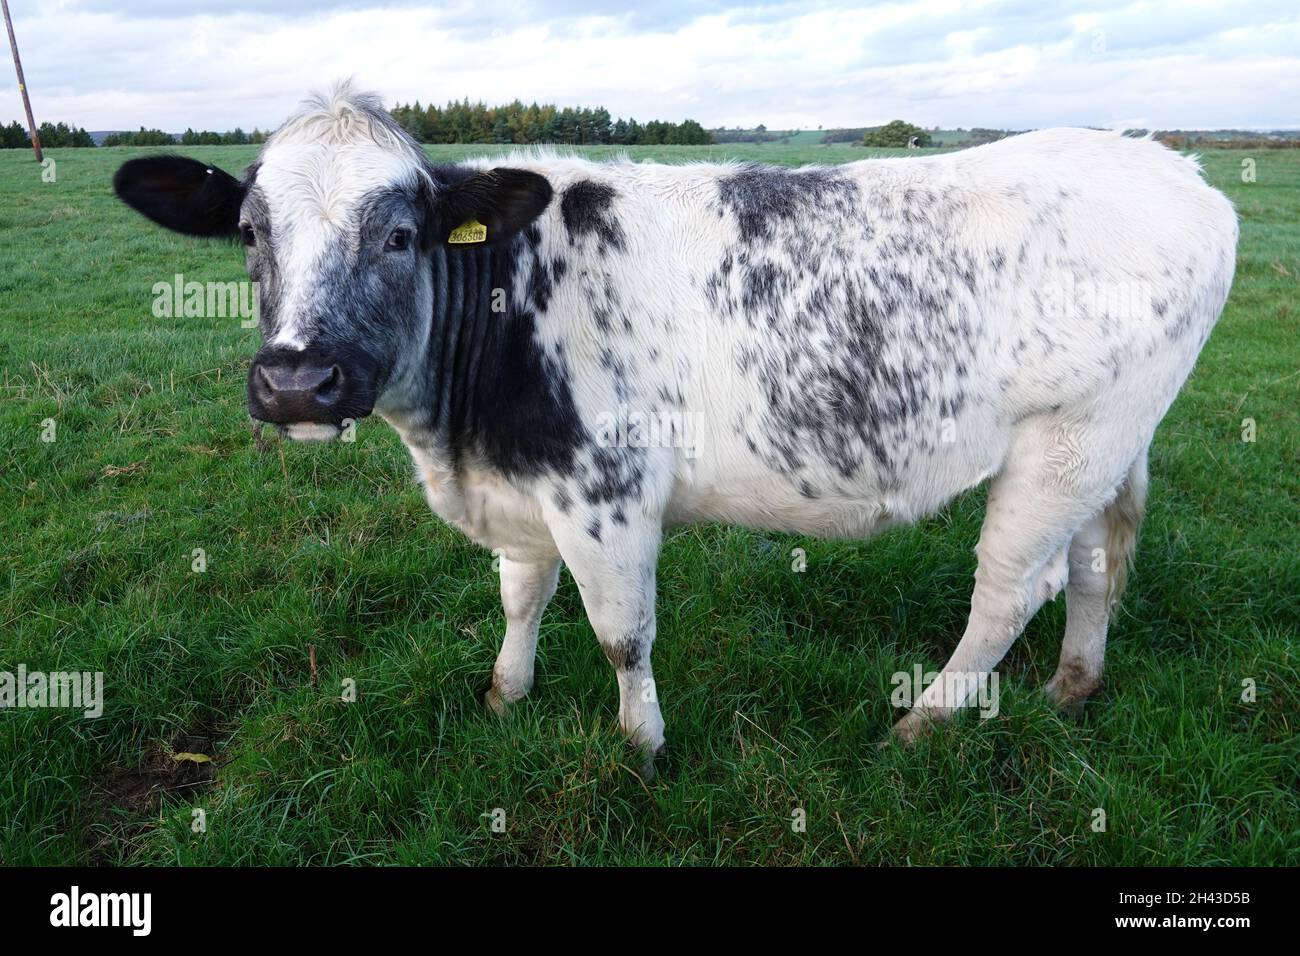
left=448, top=218, right=487, bottom=244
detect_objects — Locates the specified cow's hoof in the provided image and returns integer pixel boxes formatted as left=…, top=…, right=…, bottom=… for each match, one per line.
left=884, top=711, right=934, bottom=747
left=484, top=685, right=518, bottom=715
left=632, top=742, right=666, bottom=783
left=1044, top=661, right=1100, bottom=716
left=1044, top=682, right=1091, bottom=719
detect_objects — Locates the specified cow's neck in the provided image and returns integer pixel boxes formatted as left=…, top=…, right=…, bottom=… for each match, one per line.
left=384, top=232, right=586, bottom=489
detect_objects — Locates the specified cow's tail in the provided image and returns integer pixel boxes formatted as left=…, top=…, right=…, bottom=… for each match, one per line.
left=1104, top=451, right=1149, bottom=608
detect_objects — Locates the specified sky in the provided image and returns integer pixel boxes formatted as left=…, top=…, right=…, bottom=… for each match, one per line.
left=1, top=0, right=1297, bottom=133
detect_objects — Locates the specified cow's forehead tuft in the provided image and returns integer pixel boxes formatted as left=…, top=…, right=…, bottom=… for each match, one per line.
left=248, top=79, right=431, bottom=228
left=267, top=80, right=424, bottom=158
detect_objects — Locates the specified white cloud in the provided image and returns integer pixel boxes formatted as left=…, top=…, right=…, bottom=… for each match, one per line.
left=0, top=0, right=1295, bottom=132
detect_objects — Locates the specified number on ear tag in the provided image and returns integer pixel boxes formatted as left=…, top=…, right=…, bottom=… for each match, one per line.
left=448, top=218, right=487, bottom=243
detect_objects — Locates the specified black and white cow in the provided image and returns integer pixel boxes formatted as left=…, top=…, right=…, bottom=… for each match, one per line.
left=114, top=83, right=1237, bottom=775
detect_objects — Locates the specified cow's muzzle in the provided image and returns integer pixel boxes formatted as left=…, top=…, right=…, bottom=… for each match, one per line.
left=248, top=345, right=376, bottom=437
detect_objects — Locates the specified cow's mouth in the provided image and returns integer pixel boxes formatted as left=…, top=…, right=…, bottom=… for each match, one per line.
left=278, top=422, right=345, bottom=442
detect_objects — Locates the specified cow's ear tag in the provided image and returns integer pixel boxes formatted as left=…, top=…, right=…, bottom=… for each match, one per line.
left=448, top=218, right=487, bottom=244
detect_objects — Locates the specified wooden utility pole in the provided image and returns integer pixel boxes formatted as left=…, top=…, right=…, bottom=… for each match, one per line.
left=2, top=0, right=42, bottom=162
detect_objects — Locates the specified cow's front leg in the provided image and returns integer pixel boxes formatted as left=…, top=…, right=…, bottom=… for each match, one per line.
left=548, top=516, right=665, bottom=779
left=485, top=555, right=561, bottom=713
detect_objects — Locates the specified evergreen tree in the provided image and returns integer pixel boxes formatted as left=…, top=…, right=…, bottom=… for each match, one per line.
left=1, top=120, right=30, bottom=148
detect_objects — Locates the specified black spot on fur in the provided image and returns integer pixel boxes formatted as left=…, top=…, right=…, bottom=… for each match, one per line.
left=717, top=165, right=859, bottom=244
left=601, top=636, right=643, bottom=670
left=561, top=180, right=624, bottom=252
left=581, top=445, right=646, bottom=506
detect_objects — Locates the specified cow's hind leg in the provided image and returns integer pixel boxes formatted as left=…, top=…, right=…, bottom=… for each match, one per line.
left=485, top=555, right=561, bottom=713
left=892, top=419, right=1140, bottom=743
left=1046, top=452, right=1148, bottom=711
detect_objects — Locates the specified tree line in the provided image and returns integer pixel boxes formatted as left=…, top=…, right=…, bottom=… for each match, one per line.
left=102, top=127, right=272, bottom=146
left=0, top=120, right=179, bottom=147
left=3, top=100, right=714, bottom=148
left=1, top=120, right=94, bottom=148
left=178, top=127, right=270, bottom=145
left=389, top=99, right=713, bottom=145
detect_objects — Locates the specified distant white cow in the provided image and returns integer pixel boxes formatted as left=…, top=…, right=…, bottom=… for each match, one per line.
left=115, top=84, right=1237, bottom=776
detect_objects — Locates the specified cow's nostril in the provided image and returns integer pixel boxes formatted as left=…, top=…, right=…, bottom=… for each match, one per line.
left=255, top=364, right=281, bottom=396
left=317, top=365, right=342, bottom=395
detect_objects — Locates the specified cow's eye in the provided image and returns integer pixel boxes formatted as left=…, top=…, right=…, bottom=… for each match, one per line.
left=385, top=227, right=412, bottom=252
left=240, top=223, right=256, bottom=247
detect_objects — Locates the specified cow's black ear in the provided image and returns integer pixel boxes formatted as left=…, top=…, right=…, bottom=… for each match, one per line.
left=437, top=168, right=552, bottom=246
left=113, top=156, right=245, bottom=238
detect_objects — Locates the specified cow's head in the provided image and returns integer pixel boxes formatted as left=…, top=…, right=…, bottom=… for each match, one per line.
left=114, top=83, right=551, bottom=440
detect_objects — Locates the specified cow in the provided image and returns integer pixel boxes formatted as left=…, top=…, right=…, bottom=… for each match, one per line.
left=113, top=83, right=1237, bottom=777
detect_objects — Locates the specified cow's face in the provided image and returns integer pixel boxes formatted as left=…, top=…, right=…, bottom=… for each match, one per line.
left=113, top=96, right=550, bottom=440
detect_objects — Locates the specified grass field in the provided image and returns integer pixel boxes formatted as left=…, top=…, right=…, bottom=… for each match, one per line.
left=0, top=141, right=1296, bottom=866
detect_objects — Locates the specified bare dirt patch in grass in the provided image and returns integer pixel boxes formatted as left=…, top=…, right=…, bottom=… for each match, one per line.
left=86, top=730, right=223, bottom=864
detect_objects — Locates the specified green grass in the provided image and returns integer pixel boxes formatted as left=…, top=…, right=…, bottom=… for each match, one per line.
left=1, top=142, right=1296, bottom=866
